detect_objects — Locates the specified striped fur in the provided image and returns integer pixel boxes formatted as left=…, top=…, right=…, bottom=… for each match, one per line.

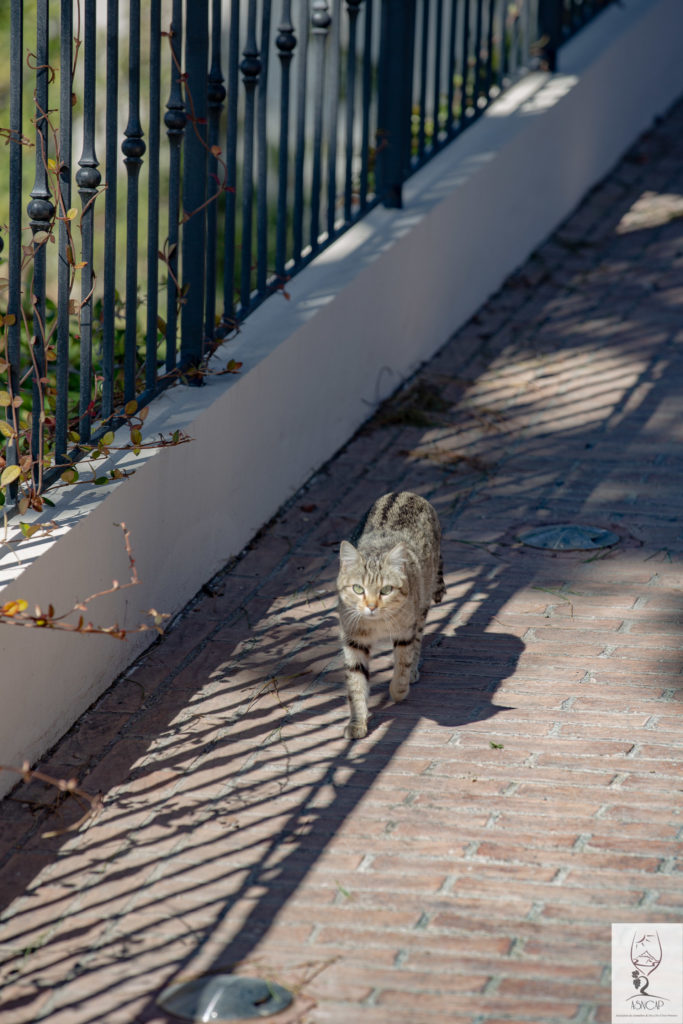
left=337, top=491, right=444, bottom=738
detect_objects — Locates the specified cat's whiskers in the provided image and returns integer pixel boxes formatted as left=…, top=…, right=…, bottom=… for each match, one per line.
left=346, top=606, right=365, bottom=629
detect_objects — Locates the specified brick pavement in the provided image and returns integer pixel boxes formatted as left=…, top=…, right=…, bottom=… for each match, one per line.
left=1, top=98, right=683, bottom=1024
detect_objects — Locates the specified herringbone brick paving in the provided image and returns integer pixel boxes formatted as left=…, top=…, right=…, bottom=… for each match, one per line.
left=1, top=98, right=683, bottom=1023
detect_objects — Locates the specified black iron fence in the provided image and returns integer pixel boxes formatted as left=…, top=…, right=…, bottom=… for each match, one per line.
left=0, top=0, right=612, bottom=504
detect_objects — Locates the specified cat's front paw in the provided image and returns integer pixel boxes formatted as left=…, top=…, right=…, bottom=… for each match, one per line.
left=345, top=720, right=368, bottom=739
left=390, top=681, right=410, bottom=702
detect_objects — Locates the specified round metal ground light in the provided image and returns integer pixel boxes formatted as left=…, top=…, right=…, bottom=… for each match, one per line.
left=158, top=974, right=294, bottom=1022
left=518, top=524, right=620, bottom=552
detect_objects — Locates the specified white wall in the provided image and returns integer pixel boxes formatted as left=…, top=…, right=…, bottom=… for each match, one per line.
left=1, top=0, right=682, bottom=794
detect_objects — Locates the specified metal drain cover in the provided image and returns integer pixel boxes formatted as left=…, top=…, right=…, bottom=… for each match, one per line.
left=158, top=974, right=293, bottom=1022
left=518, top=524, right=620, bottom=551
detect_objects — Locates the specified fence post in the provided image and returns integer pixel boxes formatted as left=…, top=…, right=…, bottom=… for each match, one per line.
left=180, top=0, right=209, bottom=378
left=376, top=0, right=416, bottom=209
left=538, top=0, right=562, bottom=71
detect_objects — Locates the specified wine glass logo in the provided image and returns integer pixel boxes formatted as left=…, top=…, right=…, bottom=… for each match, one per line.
left=630, top=930, right=663, bottom=1000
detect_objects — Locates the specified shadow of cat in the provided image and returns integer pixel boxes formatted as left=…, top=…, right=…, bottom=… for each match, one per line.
left=369, top=628, right=524, bottom=732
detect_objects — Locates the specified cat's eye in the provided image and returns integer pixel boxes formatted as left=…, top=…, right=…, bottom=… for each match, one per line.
left=380, top=585, right=393, bottom=595
left=352, top=584, right=364, bottom=595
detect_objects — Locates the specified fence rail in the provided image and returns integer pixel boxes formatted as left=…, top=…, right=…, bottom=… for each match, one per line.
left=0, top=0, right=612, bottom=505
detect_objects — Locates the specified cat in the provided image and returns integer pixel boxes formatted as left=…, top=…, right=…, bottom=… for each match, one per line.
left=337, top=491, right=445, bottom=739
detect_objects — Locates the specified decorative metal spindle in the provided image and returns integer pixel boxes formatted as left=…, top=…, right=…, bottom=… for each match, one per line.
left=520, top=0, right=530, bottom=68
left=256, top=0, right=273, bottom=297
left=239, top=4, right=262, bottom=310
left=27, top=0, right=55, bottom=487
left=473, top=0, right=484, bottom=114
left=275, top=0, right=297, bottom=280
left=509, top=1, right=519, bottom=76
left=566, top=0, right=575, bottom=35
left=76, top=0, right=101, bottom=445
left=55, top=0, right=73, bottom=466
left=293, top=0, right=310, bottom=264
left=122, top=0, right=146, bottom=403
left=460, top=0, right=471, bottom=127
left=432, top=0, right=443, bottom=148
left=144, top=0, right=162, bottom=395
left=359, top=0, right=372, bottom=210
left=343, top=0, right=362, bottom=222
left=164, top=0, right=186, bottom=373
left=101, top=0, right=119, bottom=420
left=180, top=0, right=209, bottom=373
left=446, top=0, right=458, bottom=136
left=221, top=0, right=240, bottom=329
left=6, top=0, right=23, bottom=493
left=310, top=0, right=331, bottom=252
left=417, top=0, right=429, bottom=160
left=499, top=0, right=508, bottom=83
left=205, top=0, right=226, bottom=341
left=484, top=0, right=495, bottom=103
left=325, top=0, right=341, bottom=239
left=481, top=0, right=491, bottom=101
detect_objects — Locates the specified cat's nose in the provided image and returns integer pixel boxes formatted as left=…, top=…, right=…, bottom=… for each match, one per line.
left=365, top=601, right=378, bottom=613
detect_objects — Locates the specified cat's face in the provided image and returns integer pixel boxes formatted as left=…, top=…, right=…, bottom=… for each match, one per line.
left=337, top=540, right=408, bottom=619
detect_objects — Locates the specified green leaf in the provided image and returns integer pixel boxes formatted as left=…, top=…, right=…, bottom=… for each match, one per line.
left=93, top=476, right=108, bottom=485
left=0, top=391, right=12, bottom=407
left=124, top=400, right=138, bottom=416
left=0, top=421, right=15, bottom=438
left=101, top=431, right=115, bottom=446
left=60, top=468, right=78, bottom=484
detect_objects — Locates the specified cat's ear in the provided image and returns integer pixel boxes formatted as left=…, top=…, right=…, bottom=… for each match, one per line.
left=339, top=540, right=361, bottom=572
left=385, top=542, right=408, bottom=573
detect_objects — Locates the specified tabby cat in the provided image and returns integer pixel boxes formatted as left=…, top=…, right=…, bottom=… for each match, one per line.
left=337, top=491, right=445, bottom=738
